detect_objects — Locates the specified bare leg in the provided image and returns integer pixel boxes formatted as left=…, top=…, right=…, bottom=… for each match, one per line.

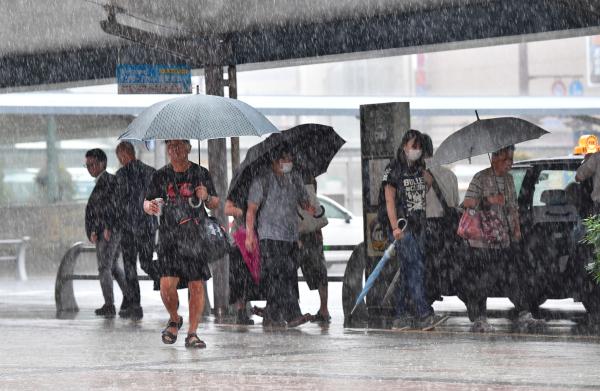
left=188, top=280, right=205, bottom=335
left=318, top=284, right=329, bottom=317
left=160, top=277, right=180, bottom=336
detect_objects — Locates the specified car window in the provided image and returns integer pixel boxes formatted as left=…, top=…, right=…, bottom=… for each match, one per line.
left=510, top=168, right=528, bottom=197
left=532, top=169, right=577, bottom=206
left=319, top=198, right=348, bottom=219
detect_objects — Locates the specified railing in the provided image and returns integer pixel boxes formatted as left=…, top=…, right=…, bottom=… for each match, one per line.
left=0, top=236, right=30, bottom=281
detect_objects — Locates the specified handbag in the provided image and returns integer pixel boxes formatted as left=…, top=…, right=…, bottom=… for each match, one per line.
left=457, top=208, right=483, bottom=241
left=480, top=209, right=509, bottom=244
left=231, top=227, right=261, bottom=284
left=164, top=167, right=231, bottom=262
left=298, top=184, right=329, bottom=234
left=174, top=217, right=231, bottom=262
left=457, top=208, right=509, bottom=245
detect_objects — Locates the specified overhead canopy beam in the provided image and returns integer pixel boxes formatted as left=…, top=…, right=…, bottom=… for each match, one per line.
left=2, top=0, right=600, bottom=89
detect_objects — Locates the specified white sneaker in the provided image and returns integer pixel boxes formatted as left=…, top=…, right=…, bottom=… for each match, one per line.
left=470, top=318, right=495, bottom=333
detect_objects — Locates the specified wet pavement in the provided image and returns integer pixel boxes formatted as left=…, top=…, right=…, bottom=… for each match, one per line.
left=1, top=277, right=600, bottom=390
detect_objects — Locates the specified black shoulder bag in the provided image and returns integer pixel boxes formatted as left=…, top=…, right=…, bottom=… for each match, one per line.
left=166, top=166, right=231, bottom=262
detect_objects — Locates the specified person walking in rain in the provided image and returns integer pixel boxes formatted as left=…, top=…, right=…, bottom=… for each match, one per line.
left=462, top=145, right=545, bottom=332
left=84, top=148, right=127, bottom=318
left=383, top=130, right=442, bottom=330
left=114, top=141, right=156, bottom=320
left=296, top=174, right=331, bottom=323
left=245, top=143, right=315, bottom=328
left=143, top=139, right=219, bottom=348
left=421, top=134, right=460, bottom=302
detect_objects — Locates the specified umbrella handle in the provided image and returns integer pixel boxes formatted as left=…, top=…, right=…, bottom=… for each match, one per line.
left=397, top=218, right=408, bottom=232
left=188, top=197, right=204, bottom=209
left=296, top=205, right=326, bottom=220
left=314, top=205, right=326, bottom=218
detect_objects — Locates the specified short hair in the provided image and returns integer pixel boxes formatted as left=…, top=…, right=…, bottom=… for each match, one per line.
left=422, top=133, right=434, bottom=158
left=85, top=148, right=107, bottom=164
left=270, top=142, right=292, bottom=161
left=165, top=139, right=191, bottom=147
left=492, top=145, right=515, bottom=158
left=116, top=141, right=136, bottom=157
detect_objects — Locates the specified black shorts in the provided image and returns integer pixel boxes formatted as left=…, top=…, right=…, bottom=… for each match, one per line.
left=157, top=238, right=211, bottom=282
left=297, top=232, right=328, bottom=290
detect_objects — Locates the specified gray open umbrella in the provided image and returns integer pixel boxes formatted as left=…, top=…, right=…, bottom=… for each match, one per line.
left=428, top=116, right=549, bottom=167
left=119, top=94, right=278, bottom=141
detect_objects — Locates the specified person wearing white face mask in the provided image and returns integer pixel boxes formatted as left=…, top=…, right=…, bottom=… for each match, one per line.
left=245, top=143, right=316, bottom=328
left=381, top=129, right=444, bottom=330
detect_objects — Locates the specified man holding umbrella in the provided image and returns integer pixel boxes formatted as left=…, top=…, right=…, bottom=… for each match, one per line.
left=144, top=139, right=219, bottom=348
left=245, top=143, right=316, bottom=328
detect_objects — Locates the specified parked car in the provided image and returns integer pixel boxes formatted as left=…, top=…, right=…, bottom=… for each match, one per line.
left=317, top=194, right=363, bottom=266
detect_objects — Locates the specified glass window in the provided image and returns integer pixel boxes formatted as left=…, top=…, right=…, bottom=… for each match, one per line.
left=532, top=169, right=577, bottom=206
left=510, top=168, right=528, bottom=197
left=319, top=198, right=347, bottom=219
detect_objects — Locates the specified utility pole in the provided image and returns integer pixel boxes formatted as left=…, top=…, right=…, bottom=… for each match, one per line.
left=518, top=42, right=529, bottom=96
left=205, top=64, right=230, bottom=322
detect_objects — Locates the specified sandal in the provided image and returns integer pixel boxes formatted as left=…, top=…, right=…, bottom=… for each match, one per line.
left=252, top=306, right=265, bottom=317
left=184, top=333, right=207, bottom=349
left=311, top=311, right=332, bottom=324
left=161, top=315, right=183, bottom=344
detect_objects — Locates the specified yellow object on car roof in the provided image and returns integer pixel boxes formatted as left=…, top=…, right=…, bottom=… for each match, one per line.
left=573, top=135, right=599, bottom=155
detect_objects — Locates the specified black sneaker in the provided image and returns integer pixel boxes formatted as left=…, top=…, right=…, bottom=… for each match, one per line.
left=391, top=316, right=414, bottom=330
left=95, top=304, right=116, bottom=318
left=128, top=306, right=144, bottom=321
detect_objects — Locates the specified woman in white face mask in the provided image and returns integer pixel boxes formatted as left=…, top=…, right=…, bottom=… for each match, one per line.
left=381, top=129, right=443, bottom=330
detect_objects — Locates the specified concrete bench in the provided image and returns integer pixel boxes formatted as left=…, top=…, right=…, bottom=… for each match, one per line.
left=0, top=236, right=30, bottom=281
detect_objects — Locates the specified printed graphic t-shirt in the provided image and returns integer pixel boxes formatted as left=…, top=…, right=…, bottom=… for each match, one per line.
left=146, top=163, right=217, bottom=226
left=382, top=160, right=427, bottom=233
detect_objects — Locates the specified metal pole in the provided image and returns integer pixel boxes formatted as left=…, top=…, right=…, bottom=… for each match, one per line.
left=205, top=64, right=230, bottom=321
left=46, top=116, right=59, bottom=203
left=228, top=65, right=240, bottom=173
left=519, top=42, right=529, bottom=96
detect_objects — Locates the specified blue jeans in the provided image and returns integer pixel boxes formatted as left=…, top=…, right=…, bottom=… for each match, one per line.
left=393, top=231, right=433, bottom=319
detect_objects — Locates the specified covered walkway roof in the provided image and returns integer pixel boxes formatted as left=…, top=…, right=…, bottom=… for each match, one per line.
left=2, top=91, right=600, bottom=117
left=2, top=1, right=600, bottom=88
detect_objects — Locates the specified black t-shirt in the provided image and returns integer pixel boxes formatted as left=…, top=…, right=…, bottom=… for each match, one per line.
left=146, top=163, right=217, bottom=226
left=381, top=159, right=426, bottom=233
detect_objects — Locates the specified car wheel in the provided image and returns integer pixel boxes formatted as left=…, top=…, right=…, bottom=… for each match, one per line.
left=342, top=242, right=367, bottom=327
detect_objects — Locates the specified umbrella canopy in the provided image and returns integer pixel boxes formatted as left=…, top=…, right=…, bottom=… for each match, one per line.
left=428, top=117, right=549, bottom=167
left=227, top=123, right=346, bottom=207
left=119, top=94, right=279, bottom=141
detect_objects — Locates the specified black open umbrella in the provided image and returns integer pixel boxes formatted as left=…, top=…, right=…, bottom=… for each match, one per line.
left=227, top=123, right=346, bottom=207
left=428, top=116, right=549, bottom=167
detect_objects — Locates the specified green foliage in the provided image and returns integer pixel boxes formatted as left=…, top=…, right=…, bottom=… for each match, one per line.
left=581, top=215, right=600, bottom=284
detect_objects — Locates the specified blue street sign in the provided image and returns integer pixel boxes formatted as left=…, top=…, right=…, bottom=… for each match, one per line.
left=569, top=80, right=584, bottom=96
left=116, top=64, right=191, bottom=94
